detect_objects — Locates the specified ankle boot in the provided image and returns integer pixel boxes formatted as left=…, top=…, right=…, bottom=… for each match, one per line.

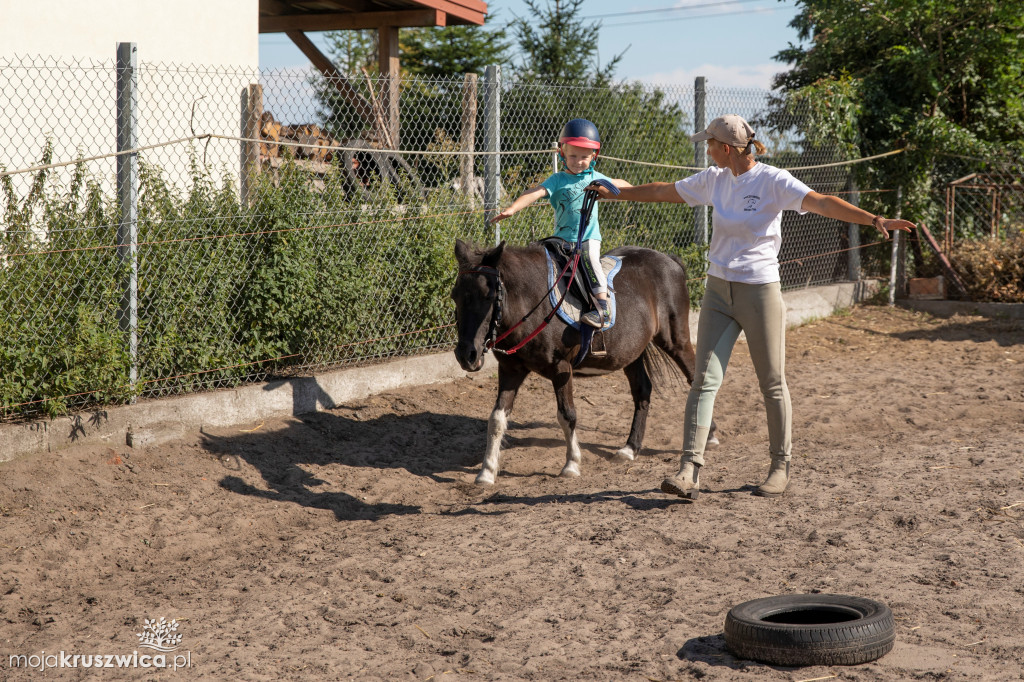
left=661, top=459, right=701, bottom=500
left=755, top=455, right=790, bottom=497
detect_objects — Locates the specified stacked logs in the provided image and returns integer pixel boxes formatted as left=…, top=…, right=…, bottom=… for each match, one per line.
left=259, top=112, right=339, bottom=164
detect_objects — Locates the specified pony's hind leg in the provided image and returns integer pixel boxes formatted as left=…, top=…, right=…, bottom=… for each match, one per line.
left=552, top=366, right=583, bottom=477
left=476, top=363, right=529, bottom=485
left=615, top=358, right=652, bottom=461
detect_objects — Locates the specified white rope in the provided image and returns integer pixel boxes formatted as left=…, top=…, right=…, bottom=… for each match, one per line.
left=0, top=135, right=211, bottom=177
left=0, top=131, right=906, bottom=178
left=603, top=148, right=905, bottom=172
left=600, top=155, right=703, bottom=171
left=784, top=148, right=905, bottom=171
left=211, top=133, right=553, bottom=157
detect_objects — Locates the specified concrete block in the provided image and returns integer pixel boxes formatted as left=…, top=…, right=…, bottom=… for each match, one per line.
left=908, top=276, right=946, bottom=300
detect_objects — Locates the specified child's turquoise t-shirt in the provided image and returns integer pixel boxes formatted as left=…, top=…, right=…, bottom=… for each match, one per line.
left=541, top=169, right=611, bottom=243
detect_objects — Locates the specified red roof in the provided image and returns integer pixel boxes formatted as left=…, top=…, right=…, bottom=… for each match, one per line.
left=259, top=0, right=488, bottom=31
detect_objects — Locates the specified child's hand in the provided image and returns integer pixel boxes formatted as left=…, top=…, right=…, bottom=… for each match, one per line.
left=490, top=209, right=514, bottom=224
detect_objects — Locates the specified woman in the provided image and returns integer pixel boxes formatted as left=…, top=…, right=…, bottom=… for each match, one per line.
left=597, top=114, right=915, bottom=500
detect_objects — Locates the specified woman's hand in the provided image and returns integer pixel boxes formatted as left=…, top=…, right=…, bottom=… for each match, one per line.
left=872, top=216, right=916, bottom=240
left=591, top=183, right=618, bottom=200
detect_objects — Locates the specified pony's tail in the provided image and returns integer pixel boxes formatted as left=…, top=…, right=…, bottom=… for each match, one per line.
left=641, top=343, right=687, bottom=397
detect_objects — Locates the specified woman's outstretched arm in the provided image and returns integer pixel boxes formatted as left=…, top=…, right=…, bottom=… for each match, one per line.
left=801, top=191, right=916, bottom=239
left=596, top=182, right=686, bottom=204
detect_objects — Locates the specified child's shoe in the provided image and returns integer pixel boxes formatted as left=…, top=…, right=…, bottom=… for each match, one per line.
left=581, top=300, right=610, bottom=328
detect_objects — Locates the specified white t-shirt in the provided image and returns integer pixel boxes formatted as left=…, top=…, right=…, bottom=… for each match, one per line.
left=674, top=163, right=812, bottom=284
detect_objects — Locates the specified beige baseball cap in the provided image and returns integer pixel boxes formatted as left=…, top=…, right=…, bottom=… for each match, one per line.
left=690, top=114, right=756, bottom=148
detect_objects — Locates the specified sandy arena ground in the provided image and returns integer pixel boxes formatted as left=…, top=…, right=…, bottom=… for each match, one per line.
left=2, top=304, right=1023, bottom=680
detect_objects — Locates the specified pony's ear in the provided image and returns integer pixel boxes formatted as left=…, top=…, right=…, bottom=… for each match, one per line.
left=454, top=236, right=477, bottom=262
left=482, top=240, right=506, bottom=268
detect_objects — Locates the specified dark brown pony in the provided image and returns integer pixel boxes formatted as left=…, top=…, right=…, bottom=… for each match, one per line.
left=453, top=239, right=716, bottom=484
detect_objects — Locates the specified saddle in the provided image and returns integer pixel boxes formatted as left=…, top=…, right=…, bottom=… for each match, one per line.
left=539, top=238, right=623, bottom=365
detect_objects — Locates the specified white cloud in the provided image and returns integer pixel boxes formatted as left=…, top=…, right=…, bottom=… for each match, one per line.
left=636, top=62, right=790, bottom=90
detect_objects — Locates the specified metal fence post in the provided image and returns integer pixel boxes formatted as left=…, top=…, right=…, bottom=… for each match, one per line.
left=483, top=64, right=501, bottom=243
left=847, top=176, right=861, bottom=281
left=116, top=42, right=139, bottom=397
left=887, top=186, right=903, bottom=306
left=895, top=186, right=907, bottom=297
left=693, top=76, right=708, bottom=245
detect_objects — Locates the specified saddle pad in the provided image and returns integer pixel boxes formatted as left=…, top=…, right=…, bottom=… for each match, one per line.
left=544, top=250, right=622, bottom=330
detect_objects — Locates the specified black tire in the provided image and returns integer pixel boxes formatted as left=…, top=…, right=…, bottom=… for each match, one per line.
left=724, top=593, right=895, bottom=667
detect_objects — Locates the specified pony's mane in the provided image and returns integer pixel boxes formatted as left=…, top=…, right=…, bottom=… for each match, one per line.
left=459, top=240, right=543, bottom=267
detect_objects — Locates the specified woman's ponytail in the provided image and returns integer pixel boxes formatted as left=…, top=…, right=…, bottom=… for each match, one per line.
left=740, top=136, right=766, bottom=156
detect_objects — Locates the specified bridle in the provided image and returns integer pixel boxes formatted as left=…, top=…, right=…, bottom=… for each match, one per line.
left=458, top=252, right=579, bottom=356
left=457, top=265, right=506, bottom=352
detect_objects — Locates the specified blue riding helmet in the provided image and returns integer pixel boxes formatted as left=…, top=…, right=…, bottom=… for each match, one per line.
left=558, top=118, right=601, bottom=174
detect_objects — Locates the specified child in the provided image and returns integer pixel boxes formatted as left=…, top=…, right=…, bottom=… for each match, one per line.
left=491, top=118, right=631, bottom=328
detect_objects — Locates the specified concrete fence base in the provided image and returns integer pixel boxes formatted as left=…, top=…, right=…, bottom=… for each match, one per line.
left=1, top=279, right=884, bottom=464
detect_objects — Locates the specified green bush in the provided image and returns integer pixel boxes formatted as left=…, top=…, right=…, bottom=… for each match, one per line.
left=0, top=149, right=477, bottom=419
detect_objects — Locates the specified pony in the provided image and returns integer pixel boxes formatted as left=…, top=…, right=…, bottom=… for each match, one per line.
left=452, top=239, right=716, bottom=484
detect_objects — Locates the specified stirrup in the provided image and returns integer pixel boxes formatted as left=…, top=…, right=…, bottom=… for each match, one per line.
left=590, top=329, right=607, bottom=357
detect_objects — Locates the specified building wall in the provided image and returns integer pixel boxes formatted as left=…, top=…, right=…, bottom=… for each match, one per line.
left=1, top=1, right=259, bottom=201
left=1, top=0, right=257, bottom=66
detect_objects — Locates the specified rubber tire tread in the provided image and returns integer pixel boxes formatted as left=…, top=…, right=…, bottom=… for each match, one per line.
left=724, top=594, right=895, bottom=666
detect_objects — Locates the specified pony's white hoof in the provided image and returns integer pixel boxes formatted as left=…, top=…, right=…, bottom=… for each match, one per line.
left=612, top=446, right=636, bottom=462
left=706, top=435, right=720, bottom=448
left=559, top=465, right=581, bottom=478
left=475, top=471, right=496, bottom=485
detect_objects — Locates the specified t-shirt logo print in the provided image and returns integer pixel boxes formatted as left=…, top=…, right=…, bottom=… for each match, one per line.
left=742, top=194, right=761, bottom=212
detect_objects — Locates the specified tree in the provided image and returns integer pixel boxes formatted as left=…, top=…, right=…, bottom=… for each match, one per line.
left=401, top=15, right=511, bottom=78
left=322, top=29, right=377, bottom=75
left=315, top=20, right=511, bottom=143
left=768, top=0, right=1024, bottom=224
left=510, top=0, right=623, bottom=84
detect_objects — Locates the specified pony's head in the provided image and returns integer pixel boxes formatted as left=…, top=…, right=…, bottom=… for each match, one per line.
left=452, top=239, right=506, bottom=372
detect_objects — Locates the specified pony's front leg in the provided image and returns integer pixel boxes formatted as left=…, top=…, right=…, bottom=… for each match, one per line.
left=552, top=366, right=582, bottom=478
left=476, top=363, right=529, bottom=485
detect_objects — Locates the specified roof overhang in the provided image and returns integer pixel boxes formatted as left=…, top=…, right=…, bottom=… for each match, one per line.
left=259, top=0, right=488, bottom=32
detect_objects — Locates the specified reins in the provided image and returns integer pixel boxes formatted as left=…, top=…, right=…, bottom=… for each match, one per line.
left=457, top=180, right=616, bottom=356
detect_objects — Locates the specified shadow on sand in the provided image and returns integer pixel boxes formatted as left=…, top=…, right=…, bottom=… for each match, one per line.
left=200, top=377, right=487, bottom=521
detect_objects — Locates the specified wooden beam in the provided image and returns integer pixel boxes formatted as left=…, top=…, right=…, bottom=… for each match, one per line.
left=260, top=0, right=371, bottom=12
left=241, top=84, right=263, bottom=208
left=259, top=0, right=287, bottom=14
left=459, top=73, right=478, bottom=200
left=285, top=30, right=375, bottom=123
left=259, top=0, right=298, bottom=15
left=319, top=0, right=371, bottom=11
left=378, top=25, right=400, bottom=148
left=261, top=9, right=445, bottom=32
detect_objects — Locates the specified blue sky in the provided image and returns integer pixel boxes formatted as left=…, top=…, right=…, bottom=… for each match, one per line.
left=258, top=0, right=805, bottom=90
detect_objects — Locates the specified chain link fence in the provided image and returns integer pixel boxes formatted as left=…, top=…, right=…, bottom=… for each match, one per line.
left=2, top=51, right=914, bottom=420
left=943, top=170, right=1024, bottom=253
